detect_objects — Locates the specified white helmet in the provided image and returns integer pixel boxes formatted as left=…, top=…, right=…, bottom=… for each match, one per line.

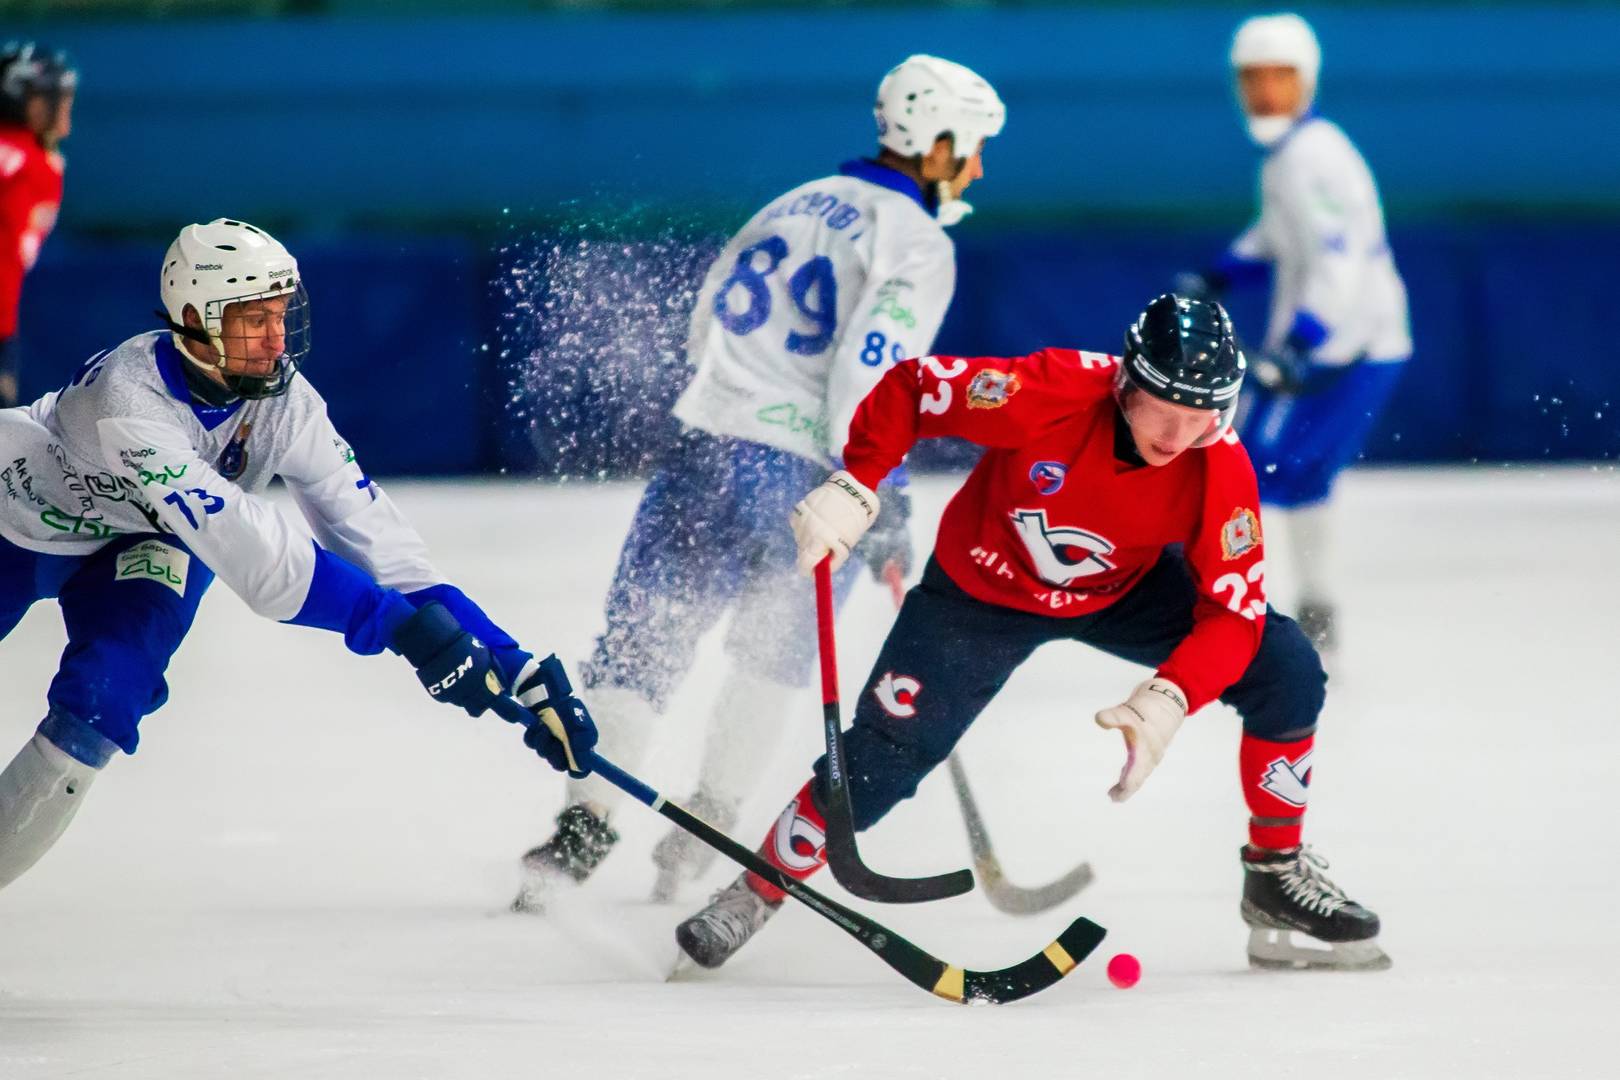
left=159, top=218, right=310, bottom=399
left=875, top=54, right=1005, bottom=159
left=1230, top=13, right=1321, bottom=100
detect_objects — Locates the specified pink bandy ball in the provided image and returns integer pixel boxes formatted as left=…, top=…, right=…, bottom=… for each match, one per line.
left=1106, top=952, right=1141, bottom=989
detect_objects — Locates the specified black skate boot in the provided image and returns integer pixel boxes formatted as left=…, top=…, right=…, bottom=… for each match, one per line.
left=1296, top=600, right=1338, bottom=654
left=674, top=872, right=782, bottom=969
left=510, top=803, right=619, bottom=913
left=650, top=791, right=738, bottom=904
left=1241, top=845, right=1390, bottom=971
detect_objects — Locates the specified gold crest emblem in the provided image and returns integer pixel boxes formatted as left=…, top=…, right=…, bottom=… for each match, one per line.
left=1220, top=507, right=1262, bottom=561
left=966, top=369, right=1021, bottom=409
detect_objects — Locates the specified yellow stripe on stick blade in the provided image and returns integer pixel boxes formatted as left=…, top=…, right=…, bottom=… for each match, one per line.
left=1043, top=941, right=1076, bottom=975
left=932, top=965, right=965, bottom=1002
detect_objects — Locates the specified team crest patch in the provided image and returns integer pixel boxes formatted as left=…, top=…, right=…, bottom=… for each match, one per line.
left=1221, top=507, right=1262, bottom=560
left=966, top=369, right=1021, bottom=409
left=218, top=421, right=253, bottom=480
left=115, top=539, right=190, bottom=598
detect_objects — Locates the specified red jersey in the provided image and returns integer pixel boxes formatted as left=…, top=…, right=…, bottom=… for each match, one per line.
left=0, top=123, right=64, bottom=338
left=842, top=348, right=1268, bottom=713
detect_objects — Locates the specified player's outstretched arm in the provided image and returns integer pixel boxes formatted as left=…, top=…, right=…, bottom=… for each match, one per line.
left=280, top=408, right=535, bottom=684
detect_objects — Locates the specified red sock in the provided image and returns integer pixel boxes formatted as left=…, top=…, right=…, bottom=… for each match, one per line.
left=1239, top=732, right=1314, bottom=851
left=746, top=779, right=828, bottom=903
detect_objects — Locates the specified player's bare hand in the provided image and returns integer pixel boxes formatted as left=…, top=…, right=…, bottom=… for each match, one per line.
left=1094, top=678, right=1188, bottom=802
left=790, top=470, right=880, bottom=575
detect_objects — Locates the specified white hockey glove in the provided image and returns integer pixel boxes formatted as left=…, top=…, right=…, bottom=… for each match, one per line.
left=791, top=470, right=880, bottom=575
left=1094, top=678, right=1188, bottom=803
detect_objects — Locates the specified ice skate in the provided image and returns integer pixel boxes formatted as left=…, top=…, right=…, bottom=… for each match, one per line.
left=650, top=791, right=737, bottom=903
left=1296, top=600, right=1338, bottom=655
left=674, top=872, right=782, bottom=969
left=510, top=803, right=619, bottom=913
left=1241, top=844, right=1390, bottom=971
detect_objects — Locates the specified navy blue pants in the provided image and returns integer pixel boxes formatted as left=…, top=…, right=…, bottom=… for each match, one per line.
left=815, top=552, right=1325, bottom=831
left=582, top=428, right=859, bottom=711
left=1, top=532, right=216, bottom=761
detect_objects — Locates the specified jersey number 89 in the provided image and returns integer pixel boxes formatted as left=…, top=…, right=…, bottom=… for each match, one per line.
left=714, top=235, right=838, bottom=355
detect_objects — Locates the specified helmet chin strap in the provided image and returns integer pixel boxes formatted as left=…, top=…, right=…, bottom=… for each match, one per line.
left=154, top=310, right=241, bottom=404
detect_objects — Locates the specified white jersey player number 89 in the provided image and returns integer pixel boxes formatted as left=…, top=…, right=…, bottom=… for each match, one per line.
left=714, top=235, right=839, bottom=355
left=1213, top=560, right=1268, bottom=621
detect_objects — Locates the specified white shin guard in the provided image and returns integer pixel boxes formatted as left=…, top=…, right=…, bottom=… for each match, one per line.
left=693, top=666, right=795, bottom=813
left=1283, top=502, right=1336, bottom=607
left=565, top=685, right=660, bottom=819
left=0, top=733, right=103, bottom=891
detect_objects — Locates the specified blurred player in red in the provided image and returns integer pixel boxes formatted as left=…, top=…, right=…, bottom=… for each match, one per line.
left=0, top=42, right=76, bottom=407
left=676, top=294, right=1388, bottom=973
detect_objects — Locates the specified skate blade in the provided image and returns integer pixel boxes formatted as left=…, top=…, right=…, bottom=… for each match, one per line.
left=1247, top=928, right=1392, bottom=972
left=665, top=949, right=701, bottom=982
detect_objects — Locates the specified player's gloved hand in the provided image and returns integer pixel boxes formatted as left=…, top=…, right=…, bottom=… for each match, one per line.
left=791, top=469, right=880, bottom=575
left=514, top=655, right=599, bottom=778
left=1251, top=345, right=1308, bottom=394
left=1094, top=678, right=1188, bottom=802
left=861, top=485, right=913, bottom=581
left=392, top=601, right=504, bottom=717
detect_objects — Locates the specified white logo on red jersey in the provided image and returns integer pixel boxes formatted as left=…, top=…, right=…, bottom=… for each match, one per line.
left=1259, top=749, right=1313, bottom=807
left=1010, top=508, right=1116, bottom=586
left=770, top=797, right=827, bottom=872
left=874, top=672, right=922, bottom=718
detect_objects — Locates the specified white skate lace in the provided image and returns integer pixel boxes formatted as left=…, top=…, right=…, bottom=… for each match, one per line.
left=696, top=880, right=774, bottom=952
left=1262, top=846, right=1351, bottom=917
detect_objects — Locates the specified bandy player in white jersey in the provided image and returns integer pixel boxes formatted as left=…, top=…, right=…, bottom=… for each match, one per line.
left=1180, top=13, right=1411, bottom=659
left=0, top=219, right=595, bottom=896
left=511, top=55, right=1006, bottom=910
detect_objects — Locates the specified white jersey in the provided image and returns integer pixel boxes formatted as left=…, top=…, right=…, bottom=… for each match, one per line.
left=672, top=161, right=956, bottom=464
left=0, top=331, right=442, bottom=620
left=1230, top=116, right=1411, bottom=365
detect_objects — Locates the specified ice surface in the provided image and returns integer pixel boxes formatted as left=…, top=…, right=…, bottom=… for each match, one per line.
left=2, top=468, right=1617, bottom=1078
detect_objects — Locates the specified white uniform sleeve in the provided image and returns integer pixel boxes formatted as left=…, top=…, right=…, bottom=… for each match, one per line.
left=275, top=405, right=444, bottom=594
left=823, top=228, right=955, bottom=462
left=96, top=415, right=317, bottom=621
left=1272, top=143, right=1368, bottom=338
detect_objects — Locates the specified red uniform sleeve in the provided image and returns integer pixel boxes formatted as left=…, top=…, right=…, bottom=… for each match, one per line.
left=841, top=348, right=1118, bottom=490
left=0, top=133, right=62, bottom=339
left=0, top=141, right=31, bottom=338
left=1156, top=431, right=1269, bottom=713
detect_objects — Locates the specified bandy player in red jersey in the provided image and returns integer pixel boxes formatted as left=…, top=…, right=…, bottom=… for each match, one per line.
left=0, top=43, right=75, bottom=407
left=675, top=294, right=1388, bottom=973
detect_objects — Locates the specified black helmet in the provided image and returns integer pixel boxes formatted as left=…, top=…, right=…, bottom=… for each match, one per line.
left=0, top=42, right=77, bottom=129
left=1116, top=294, right=1246, bottom=447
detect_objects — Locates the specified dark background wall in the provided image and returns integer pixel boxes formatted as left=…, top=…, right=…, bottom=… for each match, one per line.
left=11, top=5, right=1620, bottom=472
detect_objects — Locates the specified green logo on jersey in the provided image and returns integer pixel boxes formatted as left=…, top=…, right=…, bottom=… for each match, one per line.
left=137, top=464, right=188, bottom=487
left=756, top=402, right=829, bottom=446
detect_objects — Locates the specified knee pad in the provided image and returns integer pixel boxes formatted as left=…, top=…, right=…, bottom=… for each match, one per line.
left=0, top=723, right=112, bottom=891
left=1232, top=614, right=1327, bottom=741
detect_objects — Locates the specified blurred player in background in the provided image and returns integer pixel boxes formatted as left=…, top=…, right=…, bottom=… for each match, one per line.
left=1178, top=13, right=1410, bottom=660
left=511, top=55, right=1006, bottom=911
left=0, top=219, right=592, bottom=894
left=676, top=295, right=1388, bottom=974
left=0, top=42, right=75, bottom=408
